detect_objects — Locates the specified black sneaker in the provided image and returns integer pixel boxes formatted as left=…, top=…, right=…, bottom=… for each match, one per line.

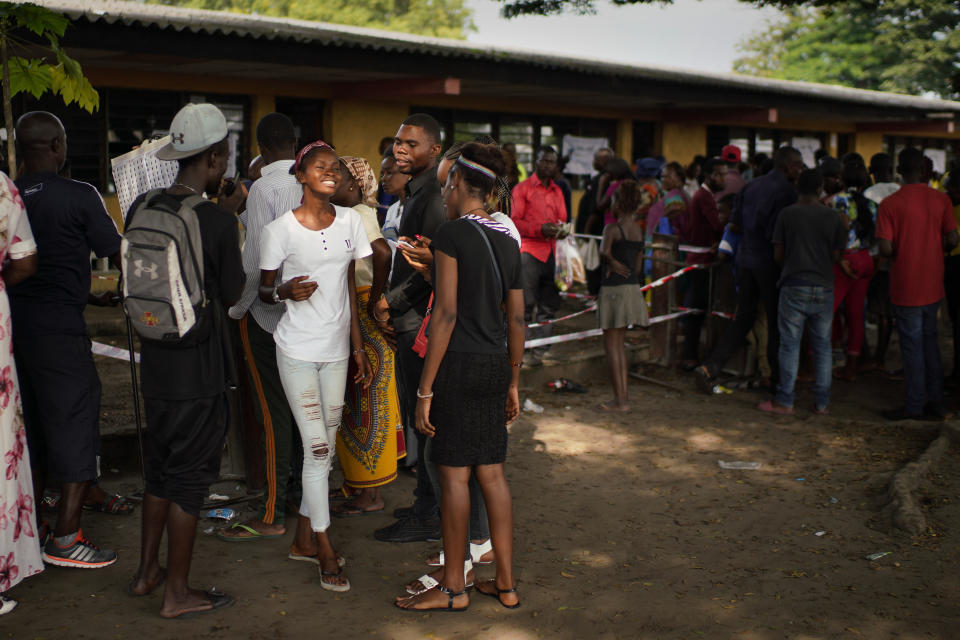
left=881, top=407, right=923, bottom=422
left=374, top=516, right=441, bottom=543
left=392, top=505, right=414, bottom=519
left=42, top=530, right=117, bottom=569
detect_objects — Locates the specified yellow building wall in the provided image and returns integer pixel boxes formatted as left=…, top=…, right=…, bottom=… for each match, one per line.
left=616, top=119, right=632, bottom=164
left=249, top=94, right=277, bottom=158
left=854, top=132, right=885, bottom=161
left=661, top=122, right=706, bottom=164
left=325, top=100, right=410, bottom=176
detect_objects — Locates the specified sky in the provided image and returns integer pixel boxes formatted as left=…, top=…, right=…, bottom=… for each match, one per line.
left=465, top=0, right=782, bottom=74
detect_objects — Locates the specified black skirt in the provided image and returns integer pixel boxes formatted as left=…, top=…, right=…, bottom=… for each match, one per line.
left=429, top=351, right=510, bottom=467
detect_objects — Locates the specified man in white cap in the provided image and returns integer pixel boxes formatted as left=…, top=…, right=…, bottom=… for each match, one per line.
left=125, top=103, right=246, bottom=618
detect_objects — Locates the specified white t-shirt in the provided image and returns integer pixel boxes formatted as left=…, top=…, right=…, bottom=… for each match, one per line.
left=260, top=206, right=372, bottom=362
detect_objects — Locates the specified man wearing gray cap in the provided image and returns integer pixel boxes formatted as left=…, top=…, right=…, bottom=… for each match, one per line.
left=124, top=103, right=245, bottom=618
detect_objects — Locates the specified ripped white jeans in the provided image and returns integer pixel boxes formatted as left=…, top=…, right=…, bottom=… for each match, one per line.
left=276, top=349, right=348, bottom=533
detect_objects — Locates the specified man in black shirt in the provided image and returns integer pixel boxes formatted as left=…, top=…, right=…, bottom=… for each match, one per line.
left=125, top=104, right=245, bottom=618
left=10, top=111, right=122, bottom=570
left=373, top=113, right=446, bottom=543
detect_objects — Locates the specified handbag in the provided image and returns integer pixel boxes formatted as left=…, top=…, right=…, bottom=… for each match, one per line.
left=412, top=218, right=503, bottom=358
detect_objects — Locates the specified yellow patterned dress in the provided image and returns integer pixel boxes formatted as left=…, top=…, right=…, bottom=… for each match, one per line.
left=337, top=205, right=404, bottom=488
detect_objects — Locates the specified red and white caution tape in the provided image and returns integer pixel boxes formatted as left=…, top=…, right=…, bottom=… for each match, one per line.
left=559, top=291, right=596, bottom=301
left=527, top=303, right=597, bottom=329
left=93, top=274, right=119, bottom=281
left=677, top=244, right=713, bottom=254
left=677, top=306, right=735, bottom=320
left=640, top=264, right=706, bottom=293
left=647, top=309, right=698, bottom=325
left=91, top=340, right=139, bottom=363
left=524, top=328, right=603, bottom=349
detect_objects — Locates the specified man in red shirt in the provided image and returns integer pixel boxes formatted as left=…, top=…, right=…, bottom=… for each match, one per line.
left=680, top=157, right=727, bottom=368
left=512, top=145, right=568, bottom=365
left=876, top=147, right=959, bottom=420
left=718, top=144, right=746, bottom=200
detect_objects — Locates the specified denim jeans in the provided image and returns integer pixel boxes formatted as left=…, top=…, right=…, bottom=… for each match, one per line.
left=893, top=302, right=944, bottom=414
left=776, top=285, right=833, bottom=410
left=276, top=350, right=348, bottom=533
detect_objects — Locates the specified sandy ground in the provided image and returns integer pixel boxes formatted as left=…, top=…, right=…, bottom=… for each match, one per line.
left=5, top=308, right=960, bottom=639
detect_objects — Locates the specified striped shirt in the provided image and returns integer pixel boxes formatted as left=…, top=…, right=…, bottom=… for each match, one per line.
left=228, top=159, right=303, bottom=333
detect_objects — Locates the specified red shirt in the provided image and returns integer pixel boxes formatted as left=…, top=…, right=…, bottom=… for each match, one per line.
left=875, top=183, right=956, bottom=307
left=682, top=184, right=725, bottom=265
left=511, top=173, right=567, bottom=262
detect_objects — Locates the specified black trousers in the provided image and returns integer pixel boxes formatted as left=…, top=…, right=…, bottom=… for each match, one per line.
left=705, top=265, right=781, bottom=386
left=144, top=393, right=229, bottom=517
left=945, top=255, right=960, bottom=371
left=681, top=269, right=710, bottom=362
left=394, top=328, right=438, bottom=520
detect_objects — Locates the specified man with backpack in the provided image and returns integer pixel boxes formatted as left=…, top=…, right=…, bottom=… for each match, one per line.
left=10, top=111, right=122, bottom=569
left=123, top=103, right=245, bottom=618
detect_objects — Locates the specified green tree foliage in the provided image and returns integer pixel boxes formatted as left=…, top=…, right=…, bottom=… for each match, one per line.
left=153, top=0, right=475, bottom=39
left=734, top=1, right=960, bottom=99
left=0, top=2, right=99, bottom=177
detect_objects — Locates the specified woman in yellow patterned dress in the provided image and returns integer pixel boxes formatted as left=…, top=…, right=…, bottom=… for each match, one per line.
left=331, top=156, right=404, bottom=515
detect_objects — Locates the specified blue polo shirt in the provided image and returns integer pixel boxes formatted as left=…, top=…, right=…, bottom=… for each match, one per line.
left=9, top=172, right=121, bottom=337
left=731, top=169, right=797, bottom=269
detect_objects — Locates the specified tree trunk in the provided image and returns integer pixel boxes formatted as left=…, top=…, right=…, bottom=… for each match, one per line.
left=1, top=32, right=14, bottom=180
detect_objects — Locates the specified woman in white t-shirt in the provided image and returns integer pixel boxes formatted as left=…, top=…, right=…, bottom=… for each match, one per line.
left=258, top=141, right=372, bottom=593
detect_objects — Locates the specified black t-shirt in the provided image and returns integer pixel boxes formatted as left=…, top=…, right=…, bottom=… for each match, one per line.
left=773, top=203, right=846, bottom=288
left=9, top=172, right=121, bottom=337
left=125, top=192, right=243, bottom=399
left=430, top=216, right=522, bottom=354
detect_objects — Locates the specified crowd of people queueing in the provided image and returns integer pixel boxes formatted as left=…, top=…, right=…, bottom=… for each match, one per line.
left=2, top=100, right=958, bottom=620
left=1, top=107, right=530, bottom=617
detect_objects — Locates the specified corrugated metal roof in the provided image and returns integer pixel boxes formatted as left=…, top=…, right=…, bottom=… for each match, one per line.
left=33, top=0, right=960, bottom=114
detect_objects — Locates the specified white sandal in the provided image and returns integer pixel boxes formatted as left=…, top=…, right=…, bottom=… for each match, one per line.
left=406, top=559, right=473, bottom=595
left=427, top=539, right=493, bottom=567
left=0, top=596, right=17, bottom=616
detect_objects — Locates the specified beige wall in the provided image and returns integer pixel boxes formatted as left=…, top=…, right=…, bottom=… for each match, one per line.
left=853, top=131, right=885, bottom=161
left=661, top=122, right=706, bottom=164
left=324, top=100, right=410, bottom=176
left=249, top=94, right=277, bottom=158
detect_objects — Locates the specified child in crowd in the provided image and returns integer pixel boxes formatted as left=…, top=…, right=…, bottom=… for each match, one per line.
left=598, top=181, right=649, bottom=412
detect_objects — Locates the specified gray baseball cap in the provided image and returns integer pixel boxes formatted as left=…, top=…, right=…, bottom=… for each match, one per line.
left=156, top=103, right=228, bottom=161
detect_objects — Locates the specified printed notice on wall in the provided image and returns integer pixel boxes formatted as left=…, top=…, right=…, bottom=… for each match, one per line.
left=562, top=135, right=610, bottom=175
left=923, top=148, right=946, bottom=175
left=110, top=136, right=179, bottom=217
left=791, top=137, right=821, bottom=168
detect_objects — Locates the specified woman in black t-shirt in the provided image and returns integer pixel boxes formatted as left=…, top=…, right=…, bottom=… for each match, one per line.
left=395, top=143, right=525, bottom=612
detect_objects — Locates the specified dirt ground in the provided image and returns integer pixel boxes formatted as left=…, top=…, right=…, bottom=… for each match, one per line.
left=5, top=310, right=960, bottom=639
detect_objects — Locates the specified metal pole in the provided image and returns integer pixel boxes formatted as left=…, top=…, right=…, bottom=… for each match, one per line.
left=123, top=312, right=146, bottom=487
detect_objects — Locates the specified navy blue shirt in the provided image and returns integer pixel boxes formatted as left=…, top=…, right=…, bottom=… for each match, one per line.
left=9, top=172, right=121, bottom=336
left=731, top=169, right=797, bottom=269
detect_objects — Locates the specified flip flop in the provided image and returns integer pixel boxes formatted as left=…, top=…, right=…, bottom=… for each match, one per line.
left=332, top=502, right=385, bottom=518
left=216, top=522, right=285, bottom=542
left=407, top=560, right=473, bottom=595
left=83, top=494, right=136, bottom=515
left=287, top=552, right=346, bottom=568
left=170, top=589, right=235, bottom=619
left=396, top=585, right=469, bottom=613
left=428, top=539, right=493, bottom=567
left=319, top=567, right=351, bottom=592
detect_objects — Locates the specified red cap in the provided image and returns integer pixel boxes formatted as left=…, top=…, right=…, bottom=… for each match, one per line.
left=721, top=144, right=741, bottom=163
